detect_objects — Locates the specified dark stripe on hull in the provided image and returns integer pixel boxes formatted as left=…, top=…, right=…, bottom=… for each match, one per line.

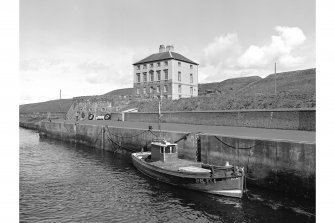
left=132, top=154, right=244, bottom=198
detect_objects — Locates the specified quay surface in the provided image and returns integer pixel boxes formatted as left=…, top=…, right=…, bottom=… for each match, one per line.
left=37, top=119, right=315, bottom=200
left=64, top=119, right=315, bottom=144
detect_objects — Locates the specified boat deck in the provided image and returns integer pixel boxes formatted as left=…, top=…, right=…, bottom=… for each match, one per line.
left=147, top=158, right=203, bottom=172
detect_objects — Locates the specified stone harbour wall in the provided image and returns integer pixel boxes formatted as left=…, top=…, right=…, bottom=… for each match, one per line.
left=124, top=108, right=315, bottom=131
left=39, top=120, right=315, bottom=200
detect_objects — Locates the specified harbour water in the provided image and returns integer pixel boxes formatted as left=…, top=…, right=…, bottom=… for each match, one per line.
left=20, top=128, right=315, bottom=222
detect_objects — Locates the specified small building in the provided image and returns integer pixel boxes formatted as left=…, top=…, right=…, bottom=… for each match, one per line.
left=133, top=45, right=199, bottom=100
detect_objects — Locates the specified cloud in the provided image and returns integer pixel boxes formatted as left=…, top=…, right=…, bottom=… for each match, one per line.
left=202, top=33, right=241, bottom=67
left=198, top=26, right=310, bottom=83
left=238, top=26, right=306, bottom=68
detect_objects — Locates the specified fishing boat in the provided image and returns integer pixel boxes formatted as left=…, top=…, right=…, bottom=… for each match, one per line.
left=131, top=101, right=245, bottom=198
left=132, top=138, right=245, bottom=198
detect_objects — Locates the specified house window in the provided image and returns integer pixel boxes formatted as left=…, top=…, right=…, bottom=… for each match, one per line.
left=157, top=62, right=161, bottom=67
left=157, top=86, right=160, bottom=93
left=136, top=88, right=140, bottom=94
left=143, top=64, right=147, bottom=69
left=150, top=63, right=153, bottom=68
left=190, top=64, right=193, bottom=69
left=190, top=74, right=193, bottom=83
left=178, top=62, right=181, bottom=67
left=136, top=65, right=140, bottom=70
left=178, top=72, right=181, bottom=81
left=150, top=86, right=154, bottom=93
left=157, top=70, right=161, bottom=81
left=136, top=73, right=140, bottom=83
left=150, top=71, right=154, bottom=82
left=178, top=85, right=181, bottom=93
left=164, top=69, right=168, bottom=80
left=164, top=85, right=168, bottom=92
left=190, top=86, right=193, bottom=95
left=143, top=87, right=146, bottom=94
left=160, top=147, right=164, bottom=153
left=164, top=61, right=168, bottom=66
left=143, top=72, right=147, bottom=82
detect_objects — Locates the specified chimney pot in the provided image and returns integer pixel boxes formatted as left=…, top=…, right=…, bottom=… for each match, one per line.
left=159, top=45, right=165, bottom=53
left=166, top=45, right=174, bottom=52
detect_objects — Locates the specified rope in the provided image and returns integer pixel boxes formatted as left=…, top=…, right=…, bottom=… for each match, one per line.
left=214, top=136, right=263, bottom=150
left=105, top=129, right=144, bottom=153
left=148, top=130, right=158, bottom=138
left=106, top=126, right=149, bottom=139
left=92, top=128, right=103, bottom=145
left=174, top=133, right=191, bottom=143
left=174, top=132, right=203, bottom=144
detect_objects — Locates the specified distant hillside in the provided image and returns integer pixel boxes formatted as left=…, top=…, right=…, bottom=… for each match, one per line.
left=19, top=68, right=315, bottom=113
left=198, top=76, right=262, bottom=95
left=236, top=68, right=316, bottom=96
left=103, top=88, right=133, bottom=98
left=19, top=99, right=73, bottom=113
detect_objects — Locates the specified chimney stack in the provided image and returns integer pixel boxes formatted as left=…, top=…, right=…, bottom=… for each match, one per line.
left=166, top=45, right=174, bottom=52
left=159, top=45, right=165, bottom=53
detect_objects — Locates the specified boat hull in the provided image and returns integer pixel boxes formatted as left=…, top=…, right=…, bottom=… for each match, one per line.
left=132, top=152, right=244, bottom=198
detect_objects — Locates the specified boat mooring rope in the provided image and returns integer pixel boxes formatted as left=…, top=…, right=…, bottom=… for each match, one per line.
left=214, top=136, right=263, bottom=150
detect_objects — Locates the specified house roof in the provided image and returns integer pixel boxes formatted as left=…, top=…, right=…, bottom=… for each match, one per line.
left=133, top=51, right=198, bottom=65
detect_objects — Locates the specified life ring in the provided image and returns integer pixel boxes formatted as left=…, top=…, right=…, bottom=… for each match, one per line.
left=88, top=114, right=94, bottom=120
left=104, top=114, right=111, bottom=120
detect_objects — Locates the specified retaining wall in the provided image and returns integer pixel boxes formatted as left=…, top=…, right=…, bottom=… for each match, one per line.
left=124, top=108, right=315, bottom=131
left=39, top=120, right=315, bottom=200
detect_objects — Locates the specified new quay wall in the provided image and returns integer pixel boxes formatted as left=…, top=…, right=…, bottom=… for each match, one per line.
left=39, top=120, right=315, bottom=200
left=121, top=108, right=315, bottom=131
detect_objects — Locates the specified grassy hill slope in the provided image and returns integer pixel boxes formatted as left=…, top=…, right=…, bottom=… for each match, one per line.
left=20, top=99, right=73, bottom=113
left=103, top=88, right=133, bottom=98
left=19, top=68, right=315, bottom=113
left=198, top=76, right=262, bottom=95
left=236, top=68, right=315, bottom=96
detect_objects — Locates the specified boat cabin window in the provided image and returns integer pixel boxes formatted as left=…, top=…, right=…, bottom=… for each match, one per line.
left=164, top=147, right=170, bottom=153
left=159, top=145, right=176, bottom=154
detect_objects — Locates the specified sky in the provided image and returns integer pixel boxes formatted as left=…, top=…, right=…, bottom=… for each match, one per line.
left=20, top=0, right=315, bottom=104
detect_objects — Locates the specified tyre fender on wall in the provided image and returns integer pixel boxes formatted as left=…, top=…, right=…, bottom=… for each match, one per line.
left=88, top=114, right=94, bottom=120
left=104, top=114, right=111, bottom=120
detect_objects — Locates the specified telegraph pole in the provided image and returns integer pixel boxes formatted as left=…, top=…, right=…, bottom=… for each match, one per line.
left=274, top=63, right=277, bottom=94
left=59, top=89, right=62, bottom=113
